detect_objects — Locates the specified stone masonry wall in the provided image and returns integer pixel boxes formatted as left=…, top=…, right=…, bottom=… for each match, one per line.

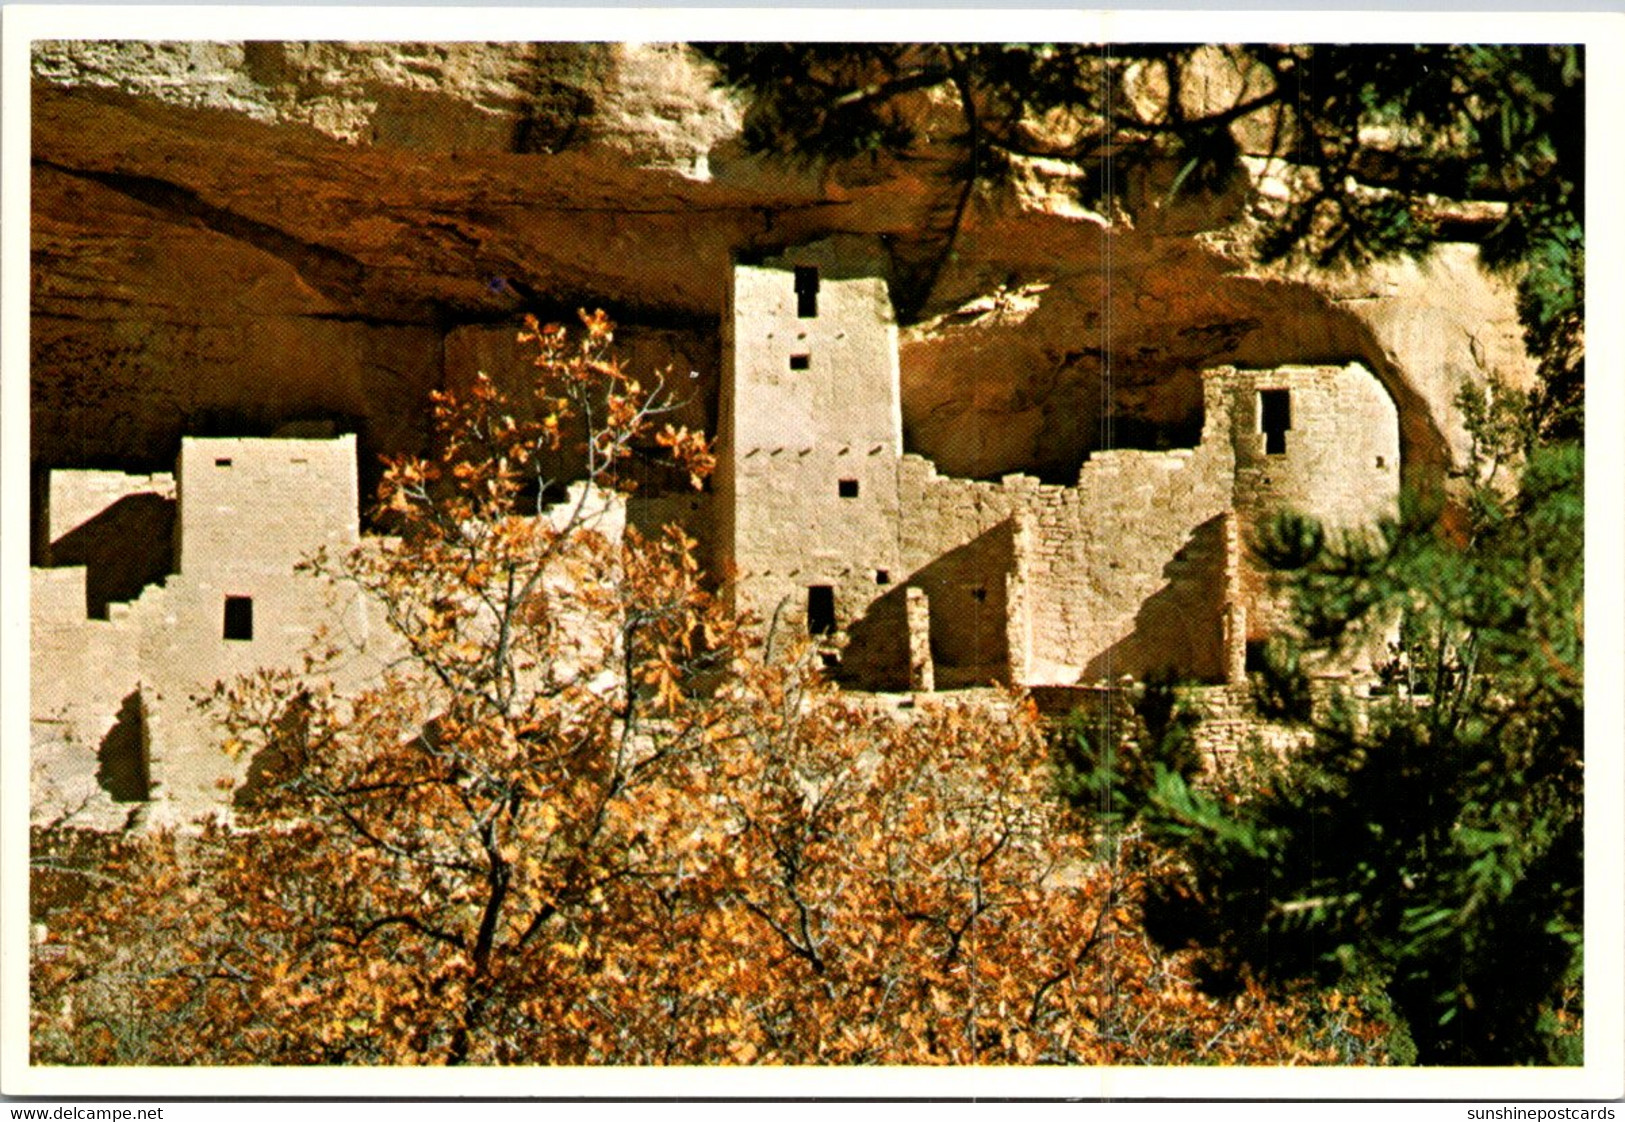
left=34, top=255, right=1412, bottom=828
left=1185, top=684, right=1317, bottom=764
left=31, top=567, right=143, bottom=823
left=719, top=239, right=906, bottom=653
left=34, top=473, right=170, bottom=813
left=44, top=469, right=176, bottom=619
left=948, top=373, right=1243, bottom=688
left=891, top=459, right=1018, bottom=687
left=1014, top=442, right=1234, bottom=685
left=33, top=435, right=402, bottom=825
left=843, top=362, right=1396, bottom=690
left=1219, top=363, right=1401, bottom=656
left=46, top=469, right=176, bottom=552
left=717, top=245, right=1404, bottom=694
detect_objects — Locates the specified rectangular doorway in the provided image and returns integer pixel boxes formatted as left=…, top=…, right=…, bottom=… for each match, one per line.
left=807, top=584, right=836, bottom=636
left=1260, top=389, right=1291, bottom=455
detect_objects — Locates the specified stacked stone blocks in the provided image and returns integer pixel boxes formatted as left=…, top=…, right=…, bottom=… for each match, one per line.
left=32, top=237, right=1404, bottom=826
left=719, top=239, right=1400, bottom=694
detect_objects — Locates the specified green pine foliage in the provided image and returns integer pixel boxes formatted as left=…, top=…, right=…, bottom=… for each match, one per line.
left=1141, top=437, right=1583, bottom=1065
left=1052, top=674, right=1205, bottom=828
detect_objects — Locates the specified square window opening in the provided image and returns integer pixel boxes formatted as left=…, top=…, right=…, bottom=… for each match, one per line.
left=838, top=478, right=859, bottom=498
left=1259, top=389, right=1291, bottom=455
left=970, top=586, right=988, bottom=604
left=789, top=353, right=811, bottom=371
left=807, top=585, right=836, bottom=636
left=223, top=595, right=254, bottom=641
left=875, top=569, right=891, bottom=585
left=794, top=265, right=820, bottom=318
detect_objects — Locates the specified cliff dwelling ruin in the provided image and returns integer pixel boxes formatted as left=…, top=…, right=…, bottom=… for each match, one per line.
left=720, top=240, right=1400, bottom=692
left=31, top=239, right=1401, bottom=828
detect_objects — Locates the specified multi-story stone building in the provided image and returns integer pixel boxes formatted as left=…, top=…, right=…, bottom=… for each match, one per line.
left=718, top=238, right=1400, bottom=691
left=32, top=433, right=393, bottom=826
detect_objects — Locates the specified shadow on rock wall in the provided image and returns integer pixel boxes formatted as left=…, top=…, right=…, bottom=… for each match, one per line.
left=1083, top=513, right=1228, bottom=684
left=842, top=520, right=1015, bottom=691
left=48, top=493, right=175, bottom=619
left=96, top=691, right=149, bottom=803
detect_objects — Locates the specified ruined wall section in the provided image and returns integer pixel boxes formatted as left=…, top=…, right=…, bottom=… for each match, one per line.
left=1006, top=378, right=1242, bottom=685
left=890, top=458, right=1019, bottom=688
left=30, top=569, right=142, bottom=792
left=723, top=242, right=902, bottom=455
left=860, top=371, right=1255, bottom=689
left=1185, top=685, right=1318, bottom=763
left=32, top=473, right=172, bottom=821
left=1219, top=363, right=1400, bottom=655
left=46, top=470, right=176, bottom=553
left=809, top=361, right=1398, bottom=691
left=31, top=436, right=401, bottom=825
left=1023, top=451, right=1232, bottom=684
left=135, top=437, right=367, bottom=816
left=43, top=469, right=176, bottom=619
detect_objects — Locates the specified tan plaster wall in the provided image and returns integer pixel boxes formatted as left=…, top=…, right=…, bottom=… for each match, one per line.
left=1186, top=684, right=1318, bottom=764
left=176, top=435, right=358, bottom=579
left=1020, top=444, right=1234, bottom=685
left=1218, top=363, right=1401, bottom=649
left=725, top=242, right=902, bottom=455
left=721, top=240, right=908, bottom=648
left=32, top=435, right=402, bottom=825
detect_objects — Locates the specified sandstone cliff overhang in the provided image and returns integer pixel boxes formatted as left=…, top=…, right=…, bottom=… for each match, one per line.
left=30, top=40, right=1535, bottom=510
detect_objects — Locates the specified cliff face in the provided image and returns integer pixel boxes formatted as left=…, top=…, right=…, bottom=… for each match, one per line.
left=31, top=41, right=1534, bottom=496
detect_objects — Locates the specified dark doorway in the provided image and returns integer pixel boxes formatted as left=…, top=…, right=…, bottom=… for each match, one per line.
left=1260, top=389, right=1291, bottom=455
left=807, top=584, right=836, bottom=636
left=224, top=595, right=254, bottom=641
left=794, top=266, right=820, bottom=318
left=1245, top=639, right=1269, bottom=673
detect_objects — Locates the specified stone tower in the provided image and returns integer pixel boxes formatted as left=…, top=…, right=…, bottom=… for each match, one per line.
left=1212, top=363, right=1402, bottom=662
left=716, top=238, right=904, bottom=652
